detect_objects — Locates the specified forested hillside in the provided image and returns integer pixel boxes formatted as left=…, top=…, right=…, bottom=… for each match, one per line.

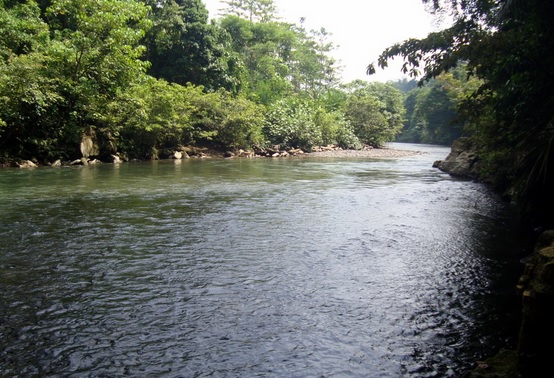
left=0, top=0, right=407, bottom=163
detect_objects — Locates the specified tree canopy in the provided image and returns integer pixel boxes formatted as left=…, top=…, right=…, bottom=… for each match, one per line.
left=372, top=0, right=554, bottom=228
left=0, top=0, right=407, bottom=166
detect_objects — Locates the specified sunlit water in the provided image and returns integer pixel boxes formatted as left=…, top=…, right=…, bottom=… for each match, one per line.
left=0, top=143, right=525, bottom=377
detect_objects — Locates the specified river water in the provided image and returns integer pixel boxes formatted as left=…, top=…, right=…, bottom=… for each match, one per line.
left=0, top=143, right=525, bottom=377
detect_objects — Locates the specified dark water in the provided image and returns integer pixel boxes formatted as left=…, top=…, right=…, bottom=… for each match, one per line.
left=0, top=143, right=525, bottom=377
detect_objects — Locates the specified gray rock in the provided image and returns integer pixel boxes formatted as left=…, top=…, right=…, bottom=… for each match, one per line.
left=433, top=138, right=480, bottom=179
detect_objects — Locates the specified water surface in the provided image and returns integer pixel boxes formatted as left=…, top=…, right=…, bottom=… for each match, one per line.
left=0, top=144, right=524, bottom=377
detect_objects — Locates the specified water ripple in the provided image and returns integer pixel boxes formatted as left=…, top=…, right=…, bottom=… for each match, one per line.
left=0, top=144, right=525, bottom=377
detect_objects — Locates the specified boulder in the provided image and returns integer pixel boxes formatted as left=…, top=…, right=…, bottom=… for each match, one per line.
left=16, top=160, right=37, bottom=168
left=516, top=230, right=554, bottom=376
left=433, top=138, right=481, bottom=179
left=80, top=133, right=99, bottom=158
left=70, top=158, right=87, bottom=165
left=111, top=155, right=121, bottom=164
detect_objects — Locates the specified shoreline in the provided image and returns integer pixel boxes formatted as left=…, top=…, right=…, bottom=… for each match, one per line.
left=1, top=147, right=424, bottom=168
left=301, top=147, right=423, bottom=159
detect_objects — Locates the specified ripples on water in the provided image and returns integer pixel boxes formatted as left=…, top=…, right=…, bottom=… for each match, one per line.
left=0, top=144, right=525, bottom=377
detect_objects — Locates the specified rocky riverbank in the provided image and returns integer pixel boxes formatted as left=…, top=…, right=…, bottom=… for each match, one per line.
left=436, top=138, right=554, bottom=377
left=1, top=145, right=423, bottom=168
left=303, top=146, right=423, bottom=158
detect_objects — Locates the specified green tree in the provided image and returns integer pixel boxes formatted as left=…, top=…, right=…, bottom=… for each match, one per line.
left=343, top=80, right=405, bottom=147
left=143, top=0, right=242, bottom=92
left=0, top=0, right=153, bottom=161
left=372, top=0, right=554, bottom=229
left=0, top=0, right=49, bottom=60
left=223, top=0, right=276, bottom=22
left=218, top=13, right=341, bottom=105
left=105, top=77, right=196, bottom=159
left=0, top=0, right=63, bottom=159
left=288, top=22, right=341, bottom=97
left=45, top=0, right=151, bottom=143
left=264, top=96, right=322, bottom=150
left=219, top=15, right=294, bottom=104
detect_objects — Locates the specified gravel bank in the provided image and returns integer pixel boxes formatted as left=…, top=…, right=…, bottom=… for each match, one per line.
left=302, top=147, right=424, bottom=158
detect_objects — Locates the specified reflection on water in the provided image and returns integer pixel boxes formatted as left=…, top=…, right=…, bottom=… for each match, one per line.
left=0, top=144, right=525, bottom=377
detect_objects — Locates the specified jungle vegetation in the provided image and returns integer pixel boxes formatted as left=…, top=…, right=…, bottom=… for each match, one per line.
left=371, top=0, right=554, bottom=229
left=0, top=0, right=407, bottom=163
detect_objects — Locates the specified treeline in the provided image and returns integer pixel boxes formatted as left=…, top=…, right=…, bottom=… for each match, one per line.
left=393, top=66, right=482, bottom=146
left=0, top=0, right=410, bottom=163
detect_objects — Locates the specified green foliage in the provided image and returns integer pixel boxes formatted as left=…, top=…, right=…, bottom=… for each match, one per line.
left=343, top=81, right=405, bottom=147
left=0, top=0, right=153, bottom=160
left=0, top=51, right=66, bottom=159
left=0, top=0, right=393, bottom=166
left=223, top=0, right=277, bottom=23
left=0, top=1, right=67, bottom=159
left=0, top=0, right=49, bottom=61
left=219, top=15, right=295, bottom=104
left=218, top=14, right=341, bottom=105
left=288, top=23, right=341, bottom=97
left=264, top=96, right=321, bottom=150
left=106, top=78, right=195, bottom=159
left=143, top=0, right=243, bottom=92
left=109, top=79, right=265, bottom=157
left=184, top=88, right=266, bottom=150
left=313, top=107, right=362, bottom=150
left=217, top=95, right=266, bottom=150
left=375, top=0, right=554, bottom=228
left=264, top=96, right=361, bottom=151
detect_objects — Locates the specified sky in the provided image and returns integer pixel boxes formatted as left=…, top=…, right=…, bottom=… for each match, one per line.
left=202, top=0, right=440, bottom=83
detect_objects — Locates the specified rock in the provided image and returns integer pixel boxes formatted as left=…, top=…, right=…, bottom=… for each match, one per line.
left=50, top=159, right=62, bottom=167
left=516, top=230, right=554, bottom=376
left=80, top=133, right=99, bottom=158
left=16, top=160, right=37, bottom=168
left=110, top=154, right=121, bottom=164
left=433, top=138, right=480, bottom=179
left=238, top=149, right=254, bottom=158
left=224, top=151, right=235, bottom=158
left=173, top=151, right=183, bottom=159
left=70, top=158, right=86, bottom=165
left=288, top=148, right=304, bottom=156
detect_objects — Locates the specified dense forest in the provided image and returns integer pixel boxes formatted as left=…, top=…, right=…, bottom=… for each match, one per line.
left=0, top=0, right=411, bottom=164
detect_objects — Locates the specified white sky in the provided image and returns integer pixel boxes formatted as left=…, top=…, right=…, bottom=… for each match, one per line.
left=202, top=0, right=438, bottom=83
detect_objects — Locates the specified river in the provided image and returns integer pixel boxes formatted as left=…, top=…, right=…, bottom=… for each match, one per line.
left=0, top=143, right=525, bottom=377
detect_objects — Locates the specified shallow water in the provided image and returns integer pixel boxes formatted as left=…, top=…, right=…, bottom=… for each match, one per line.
left=0, top=143, right=525, bottom=377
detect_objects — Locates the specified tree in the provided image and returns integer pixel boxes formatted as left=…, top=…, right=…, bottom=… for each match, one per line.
left=342, top=80, right=405, bottom=147
left=219, top=15, right=295, bottom=104
left=0, top=0, right=153, bottom=161
left=288, top=23, right=341, bottom=97
left=222, top=0, right=276, bottom=22
left=143, top=0, right=242, bottom=92
left=372, top=0, right=554, bottom=230
left=218, top=13, right=341, bottom=105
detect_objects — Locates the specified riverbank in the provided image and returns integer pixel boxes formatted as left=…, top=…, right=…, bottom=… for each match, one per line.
left=303, top=146, right=423, bottom=158
left=1, top=145, right=424, bottom=168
